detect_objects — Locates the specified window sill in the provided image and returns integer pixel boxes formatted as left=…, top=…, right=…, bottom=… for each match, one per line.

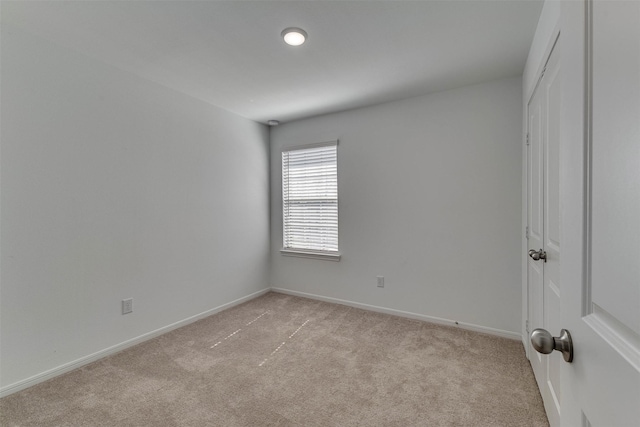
left=280, top=249, right=341, bottom=262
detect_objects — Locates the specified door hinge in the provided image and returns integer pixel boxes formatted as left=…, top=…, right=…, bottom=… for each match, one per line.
left=525, top=226, right=529, bottom=240
left=541, top=66, right=547, bottom=78
left=526, top=133, right=530, bottom=146
left=526, top=320, right=530, bottom=334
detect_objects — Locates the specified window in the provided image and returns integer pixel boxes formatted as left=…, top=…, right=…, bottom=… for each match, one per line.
left=281, top=141, right=340, bottom=261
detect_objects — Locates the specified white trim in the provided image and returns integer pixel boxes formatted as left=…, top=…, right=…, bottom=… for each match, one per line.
left=526, top=30, right=561, bottom=107
left=522, top=23, right=562, bottom=360
left=281, top=139, right=338, bottom=152
left=270, top=287, right=521, bottom=341
left=281, top=142, right=339, bottom=253
left=525, top=20, right=561, bottom=104
left=0, top=288, right=270, bottom=398
left=280, top=248, right=341, bottom=261
left=2, top=286, right=522, bottom=397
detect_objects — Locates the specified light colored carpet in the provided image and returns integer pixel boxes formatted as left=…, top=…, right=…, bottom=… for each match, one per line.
left=1, top=292, right=549, bottom=426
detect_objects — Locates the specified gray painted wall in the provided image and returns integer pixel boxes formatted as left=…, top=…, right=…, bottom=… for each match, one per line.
left=0, top=26, right=270, bottom=390
left=270, top=77, right=523, bottom=335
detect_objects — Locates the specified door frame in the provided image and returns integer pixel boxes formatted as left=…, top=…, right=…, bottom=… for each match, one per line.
left=522, top=25, right=561, bottom=359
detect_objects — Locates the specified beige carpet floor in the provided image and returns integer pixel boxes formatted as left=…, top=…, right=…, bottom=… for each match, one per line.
left=1, top=292, right=549, bottom=426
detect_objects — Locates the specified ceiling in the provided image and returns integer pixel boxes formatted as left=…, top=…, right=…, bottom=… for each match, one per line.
left=2, top=0, right=543, bottom=124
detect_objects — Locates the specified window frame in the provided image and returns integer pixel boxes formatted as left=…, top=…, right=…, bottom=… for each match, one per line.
left=280, top=140, right=341, bottom=261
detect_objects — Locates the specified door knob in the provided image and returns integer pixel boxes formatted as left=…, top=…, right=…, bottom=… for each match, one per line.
left=528, top=249, right=547, bottom=262
left=530, top=328, right=573, bottom=363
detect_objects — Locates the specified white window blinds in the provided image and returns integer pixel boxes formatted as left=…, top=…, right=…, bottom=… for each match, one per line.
left=282, top=141, right=338, bottom=254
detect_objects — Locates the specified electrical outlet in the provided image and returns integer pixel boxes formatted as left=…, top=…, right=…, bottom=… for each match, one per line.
left=122, top=298, right=133, bottom=315
left=377, top=276, right=384, bottom=288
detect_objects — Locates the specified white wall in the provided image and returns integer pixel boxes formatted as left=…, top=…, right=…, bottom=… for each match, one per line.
left=270, top=77, right=523, bottom=336
left=0, top=26, right=270, bottom=392
left=521, top=0, right=561, bottom=352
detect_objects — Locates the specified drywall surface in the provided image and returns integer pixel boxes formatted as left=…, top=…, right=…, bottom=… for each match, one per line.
left=0, top=26, right=269, bottom=390
left=270, top=77, right=523, bottom=334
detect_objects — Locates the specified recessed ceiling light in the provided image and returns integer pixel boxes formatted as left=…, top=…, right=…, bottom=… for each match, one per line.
left=281, top=27, right=307, bottom=46
left=267, top=120, right=280, bottom=126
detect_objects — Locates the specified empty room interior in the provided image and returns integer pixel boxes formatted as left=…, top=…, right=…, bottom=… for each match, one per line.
left=1, top=1, right=639, bottom=426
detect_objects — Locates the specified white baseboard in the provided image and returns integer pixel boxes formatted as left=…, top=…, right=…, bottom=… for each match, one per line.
left=1, top=286, right=521, bottom=398
left=0, top=288, right=270, bottom=398
left=270, top=287, right=522, bottom=341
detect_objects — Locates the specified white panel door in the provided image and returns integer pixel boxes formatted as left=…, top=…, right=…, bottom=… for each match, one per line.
left=559, top=1, right=640, bottom=425
left=527, top=37, right=562, bottom=427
